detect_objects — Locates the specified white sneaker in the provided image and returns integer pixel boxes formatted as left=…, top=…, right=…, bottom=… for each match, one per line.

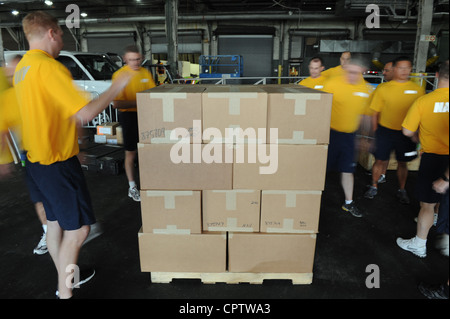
left=396, top=237, right=427, bottom=258
left=33, top=232, right=48, bottom=255
left=128, top=186, right=141, bottom=202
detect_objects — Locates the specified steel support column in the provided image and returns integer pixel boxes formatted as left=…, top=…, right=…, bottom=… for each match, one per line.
left=413, top=0, right=434, bottom=73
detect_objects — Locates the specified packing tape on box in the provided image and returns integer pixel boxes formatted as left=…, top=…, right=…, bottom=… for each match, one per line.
left=266, top=218, right=315, bottom=234
left=207, top=217, right=254, bottom=232
left=263, top=190, right=321, bottom=208
left=212, top=190, right=256, bottom=211
left=277, top=131, right=317, bottom=145
left=149, top=92, right=188, bottom=122
left=153, top=225, right=191, bottom=235
left=146, top=191, right=194, bottom=209
left=207, top=92, right=259, bottom=116
left=283, top=92, right=321, bottom=116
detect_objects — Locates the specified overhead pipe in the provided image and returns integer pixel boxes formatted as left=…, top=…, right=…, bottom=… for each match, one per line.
left=289, top=29, right=350, bottom=38
left=0, top=13, right=339, bottom=28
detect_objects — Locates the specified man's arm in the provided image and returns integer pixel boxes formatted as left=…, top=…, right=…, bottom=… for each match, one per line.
left=402, top=127, right=419, bottom=144
left=74, top=70, right=133, bottom=125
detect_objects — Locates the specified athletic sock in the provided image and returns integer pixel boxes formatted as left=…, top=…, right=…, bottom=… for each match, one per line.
left=129, top=181, right=136, bottom=189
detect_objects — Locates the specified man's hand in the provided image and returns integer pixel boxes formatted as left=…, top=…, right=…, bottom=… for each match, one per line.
left=433, top=178, right=449, bottom=194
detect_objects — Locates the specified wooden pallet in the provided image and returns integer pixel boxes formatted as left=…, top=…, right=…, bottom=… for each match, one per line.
left=150, top=272, right=313, bottom=285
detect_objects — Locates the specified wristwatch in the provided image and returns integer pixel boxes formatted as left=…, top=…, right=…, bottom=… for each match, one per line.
left=442, top=175, right=449, bottom=182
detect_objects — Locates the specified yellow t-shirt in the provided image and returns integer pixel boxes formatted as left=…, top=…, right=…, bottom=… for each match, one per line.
left=321, top=65, right=345, bottom=79
left=0, top=67, right=10, bottom=93
left=0, top=87, right=21, bottom=165
left=299, top=76, right=327, bottom=90
left=323, top=75, right=373, bottom=133
left=112, top=65, right=156, bottom=112
left=13, top=49, right=89, bottom=165
left=402, top=88, right=449, bottom=155
left=369, top=80, right=425, bottom=131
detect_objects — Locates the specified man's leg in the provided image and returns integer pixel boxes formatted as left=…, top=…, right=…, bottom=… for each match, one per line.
left=372, top=160, right=387, bottom=187
left=124, top=150, right=137, bottom=185
left=33, top=202, right=48, bottom=255
left=125, top=150, right=140, bottom=201
left=396, top=161, right=410, bottom=204
left=341, top=172, right=354, bottom=202
left=56, top=225, right=90, bottom=299
left=417, top=202, right=436, bottom=240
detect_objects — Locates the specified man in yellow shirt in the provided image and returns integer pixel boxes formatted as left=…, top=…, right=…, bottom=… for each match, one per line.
left=323, top=57, right=373, bottom=218
left=299, top=57, right=326, bottom=90
left=321, top=51, right=351, bottom=79
left=365, top=56, right=425, bottom=203
left=112, top=45, right=156, bottom=202
left=0, top=54, right=50, bottom=256
left=14, top=11, right=132, bottom=299
left=397, top=60, right=449, bottom=258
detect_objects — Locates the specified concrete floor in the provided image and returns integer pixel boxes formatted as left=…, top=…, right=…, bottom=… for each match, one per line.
left=0, top=157, right=448, bottom=300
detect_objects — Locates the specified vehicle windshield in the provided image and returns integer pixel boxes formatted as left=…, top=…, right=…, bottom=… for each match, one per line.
left=75, top=54, right=120, bottom=80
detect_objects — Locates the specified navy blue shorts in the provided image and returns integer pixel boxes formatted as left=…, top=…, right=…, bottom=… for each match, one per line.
left=415, top=153, right=449, bottom=204
left=25, top=156, right=96, bottom=231
left=327, top=129, right=357, bottom=173
left=373, top=125, right=418, bottom=162
left=118, top=111, right=139, bottom=152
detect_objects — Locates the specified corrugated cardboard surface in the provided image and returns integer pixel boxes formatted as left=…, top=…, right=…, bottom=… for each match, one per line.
left=137, top=86, right=205, bottom=144
left=260, top=191, right=322, bottom=233
left=228, top=233, right=317, bottom=273
left=138, top=143, right=233, bottom=190
left=262, top=86, right=332, bottom=145
left=202, top=85, right=268, bottom=143
left=203, top=190, right=261, bottom=232
left=233, top=144, right=328, bottom=190
left=138, top=230, right=227, bottom=273
left=141, top=190, right=202, bottom=234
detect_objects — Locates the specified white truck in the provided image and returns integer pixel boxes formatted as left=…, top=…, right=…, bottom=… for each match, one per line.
left=4, top=50, right=120, bottom=127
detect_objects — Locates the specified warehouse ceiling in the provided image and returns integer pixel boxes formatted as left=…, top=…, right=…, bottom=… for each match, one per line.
left=0, top=0, right=449, bottom=25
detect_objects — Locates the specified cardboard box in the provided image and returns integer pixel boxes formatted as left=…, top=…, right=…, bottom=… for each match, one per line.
left=203, top=190, right=261, bottom=232
left=141, top=190, right=201, bottom=234
left=138, top=143, right=233, bottom=190
left=116, top=126, right=124, bottom=145
left=262, top=85, right=332, bottom=145
left=233, top=144, right=328, bottom=190
left=137, top=85, right=205, bottom=144
left=228, top=233, right=317, bottom=273
left=94, top=134, right=107, bottom=144
left=96, top=122, right=120, bottom=136
left=260, top=190, right=322, bottom=234
left=202, top=85, right=268, bottom=143
left=138, top=230, right=227, bottom=273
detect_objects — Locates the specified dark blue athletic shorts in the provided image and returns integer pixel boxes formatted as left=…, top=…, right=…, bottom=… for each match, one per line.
left=415, top=153, right=449, bottom=204
left=25, top=155, right=96, bottom=231
left=118, top=111, right=139, bottom=152
left=373, top=125, right=418, bottom=162
left=327, top=129, right=357, bottom=174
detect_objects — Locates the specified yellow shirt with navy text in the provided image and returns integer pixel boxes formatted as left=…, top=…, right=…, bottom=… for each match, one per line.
left=13, top=50, right=89, bottom=165
left=299, top=76, right=327, bottom=90
left=323, top=75, right=373, bottom=133
left=402, top=88, right=449, bottom=155
left=112, top=65, right=156, bottom=112
left=369, top=80, right=425, bottom=131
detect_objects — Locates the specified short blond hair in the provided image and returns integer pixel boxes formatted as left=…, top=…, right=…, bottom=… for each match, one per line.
left=22, top=11, right=60, bottom=41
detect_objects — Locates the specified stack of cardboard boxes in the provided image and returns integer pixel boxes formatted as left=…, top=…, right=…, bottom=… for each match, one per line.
left=137, top=84, right=332, bottom=282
